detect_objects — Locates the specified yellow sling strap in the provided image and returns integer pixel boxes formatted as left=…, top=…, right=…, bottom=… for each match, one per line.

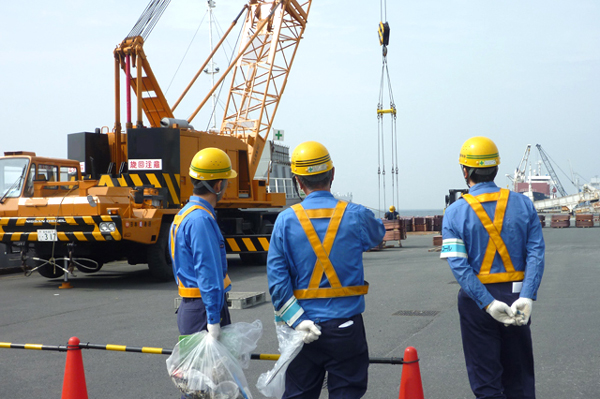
left=291, top=201, right=369, bottom=299
left=462, top=189, right=524, bottom=284
left=170, top=203, right=231, bottom=298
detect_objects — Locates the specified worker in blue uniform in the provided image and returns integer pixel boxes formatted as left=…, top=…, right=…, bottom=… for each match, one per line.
left=384, top=205, right=399, bottom=220
left=267, top=141, right=385, bottom=399
left=441, top=136, right=545, bottom=399
left=169, top=148, right=237, bottom=341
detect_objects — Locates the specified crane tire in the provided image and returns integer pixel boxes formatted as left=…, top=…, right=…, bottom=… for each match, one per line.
left=35, top=256, right=65, bottom=279
left=147, top=223, right=174, bottom=282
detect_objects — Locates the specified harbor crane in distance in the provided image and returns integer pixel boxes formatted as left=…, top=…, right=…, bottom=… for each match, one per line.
left=535, top=144, right=568, bottom=197
left=506, top=144, right=531, bottom=187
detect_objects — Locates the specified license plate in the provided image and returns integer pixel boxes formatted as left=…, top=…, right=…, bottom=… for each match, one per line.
left=37, top=229, right=58, bottom=242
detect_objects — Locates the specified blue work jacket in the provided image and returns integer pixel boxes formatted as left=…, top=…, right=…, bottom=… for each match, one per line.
left=441, top=181, right=545, bottom=308
left=267, top=191, right=385, bottom=327
left=169, top=196, right=230, bottom=324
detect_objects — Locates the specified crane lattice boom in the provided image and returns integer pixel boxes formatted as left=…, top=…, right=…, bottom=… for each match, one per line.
left=536, top=144, right=567, bottom=197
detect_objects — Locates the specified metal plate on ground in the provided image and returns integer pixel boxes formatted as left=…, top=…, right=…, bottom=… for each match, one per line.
left=393, top=310, right=440, bottom=317
left=227, top=292, right=267, bottom=309
left=174, top=292, right=268, bottom=310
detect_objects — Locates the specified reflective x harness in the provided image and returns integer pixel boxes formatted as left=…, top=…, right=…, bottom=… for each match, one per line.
left=291, top=201, right=369, bottom=299
left=170, top=202, right=231, bottom=298
left=462, top=188, right=524, bottom=284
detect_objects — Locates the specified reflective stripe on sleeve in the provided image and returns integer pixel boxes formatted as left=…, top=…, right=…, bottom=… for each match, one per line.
left=275, top=296, right=304, bottom=326
left=440, top=238, right=468, bottom=259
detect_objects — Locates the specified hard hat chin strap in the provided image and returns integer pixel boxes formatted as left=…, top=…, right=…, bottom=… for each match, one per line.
left=292, top=176, right=303, bottom=202
left=462, top=165, right=474, bottom=188
left=200, top=179, right=224, bottom=197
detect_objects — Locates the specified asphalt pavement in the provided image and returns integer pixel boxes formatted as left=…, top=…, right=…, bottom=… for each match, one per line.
left=0, top=227, right=598, bottom=398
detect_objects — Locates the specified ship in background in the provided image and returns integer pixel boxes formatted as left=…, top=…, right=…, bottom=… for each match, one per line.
left=507, top=144, right=600, bottom=213
left=508, top=144, right=557, bottom=202
left=513, top=162, right=556, bottom=202
left=589, top=176, right=600, bottom=191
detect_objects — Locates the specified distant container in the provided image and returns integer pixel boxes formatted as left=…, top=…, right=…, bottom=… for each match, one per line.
left=436, top=220, right=442, bottom=231
left=551, top=214, right=570, bottom=228
left=413, top=217, right=426, bottom=232
left=538, top=214, right=546, bottom=228
left=400, top=217, right=412, bottom=232
left=575, top=214, right=594, bottom=228
left=427, top=215, right=443, bottom=231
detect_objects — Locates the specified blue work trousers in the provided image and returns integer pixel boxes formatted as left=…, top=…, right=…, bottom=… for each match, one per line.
left=283, top=314, right=369, bottom=399
left=176, top=296, right=231, bottom=335
left=458, top=283, right=535, bottom=399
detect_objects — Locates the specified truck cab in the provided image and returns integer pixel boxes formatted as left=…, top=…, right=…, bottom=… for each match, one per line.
left=0, top=151, right=81, bottom=208
left=0, top=152, right=83, bottom=276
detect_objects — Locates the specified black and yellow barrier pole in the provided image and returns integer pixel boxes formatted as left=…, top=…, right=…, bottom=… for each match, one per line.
left=0, top=340, right=405, bottom=364
left=79, top=342, right=170, bottom=355
left=0, top=342, right=68, bottom=352
left=250, top=354, right=405, bottom=364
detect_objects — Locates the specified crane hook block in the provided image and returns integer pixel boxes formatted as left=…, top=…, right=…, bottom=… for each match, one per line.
left=378, top=22, right=390, bottom=46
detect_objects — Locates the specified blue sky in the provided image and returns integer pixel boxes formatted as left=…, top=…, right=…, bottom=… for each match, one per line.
left=1, top=0, right=598, bottom=212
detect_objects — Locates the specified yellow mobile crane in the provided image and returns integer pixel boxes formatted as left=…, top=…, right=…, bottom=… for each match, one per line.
left=0, top=0, right=312, bottom=280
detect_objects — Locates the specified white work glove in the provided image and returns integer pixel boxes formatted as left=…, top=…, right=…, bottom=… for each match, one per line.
left=295, top=320, right=322, bottom=344
left=511, top=298, right=533, bottom=326
left=207, top=323, right=221, bottom=339
left=486, top=300, right=516, bottom=326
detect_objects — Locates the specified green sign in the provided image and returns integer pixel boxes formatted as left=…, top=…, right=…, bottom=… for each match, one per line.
left=273, top=128, right=284, bottom=141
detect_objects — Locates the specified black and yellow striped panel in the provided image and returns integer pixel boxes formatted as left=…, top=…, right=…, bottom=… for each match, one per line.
left=224, top=235, right=270, bottom=254
left=98, top=173, right=181, bottom=206
left=0, top=215, right=122, bottom=242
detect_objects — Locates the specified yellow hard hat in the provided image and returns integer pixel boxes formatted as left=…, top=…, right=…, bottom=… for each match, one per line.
left=459, top=136, right=501, bottom=168
left=189, top=148, right=237, bottom=180
left=291, top=141, right=333, bottom=176
left=389, top=206, right=395, bottom=212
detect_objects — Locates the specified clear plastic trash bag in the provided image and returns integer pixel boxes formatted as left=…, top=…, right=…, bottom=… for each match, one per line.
left=220, top=320, right=263, bottom=369
left=167, top=321, right=262, bottom=399
left=256, top=324, right=305, bottom=398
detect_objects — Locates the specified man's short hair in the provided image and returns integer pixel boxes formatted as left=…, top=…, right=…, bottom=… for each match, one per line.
left=466, top=166, right=498, bottom=184
left=295, top=169, right=333, bottom=191
left=192, top=178, right=223, bottom=195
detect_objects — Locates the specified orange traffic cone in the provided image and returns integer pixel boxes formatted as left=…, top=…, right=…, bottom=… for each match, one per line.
left=61, top=336, right=89, bottom=399
left=398, top=346, right=424, bottom=399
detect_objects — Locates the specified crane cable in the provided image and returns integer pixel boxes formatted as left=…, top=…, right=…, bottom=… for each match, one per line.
left=204, top=16, right=245, bottom=132
left=165, top=10, right=209, bottom=95
left=377, top=0, right=398, bottom=219
left=126, top=0, right=172, bottom=40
